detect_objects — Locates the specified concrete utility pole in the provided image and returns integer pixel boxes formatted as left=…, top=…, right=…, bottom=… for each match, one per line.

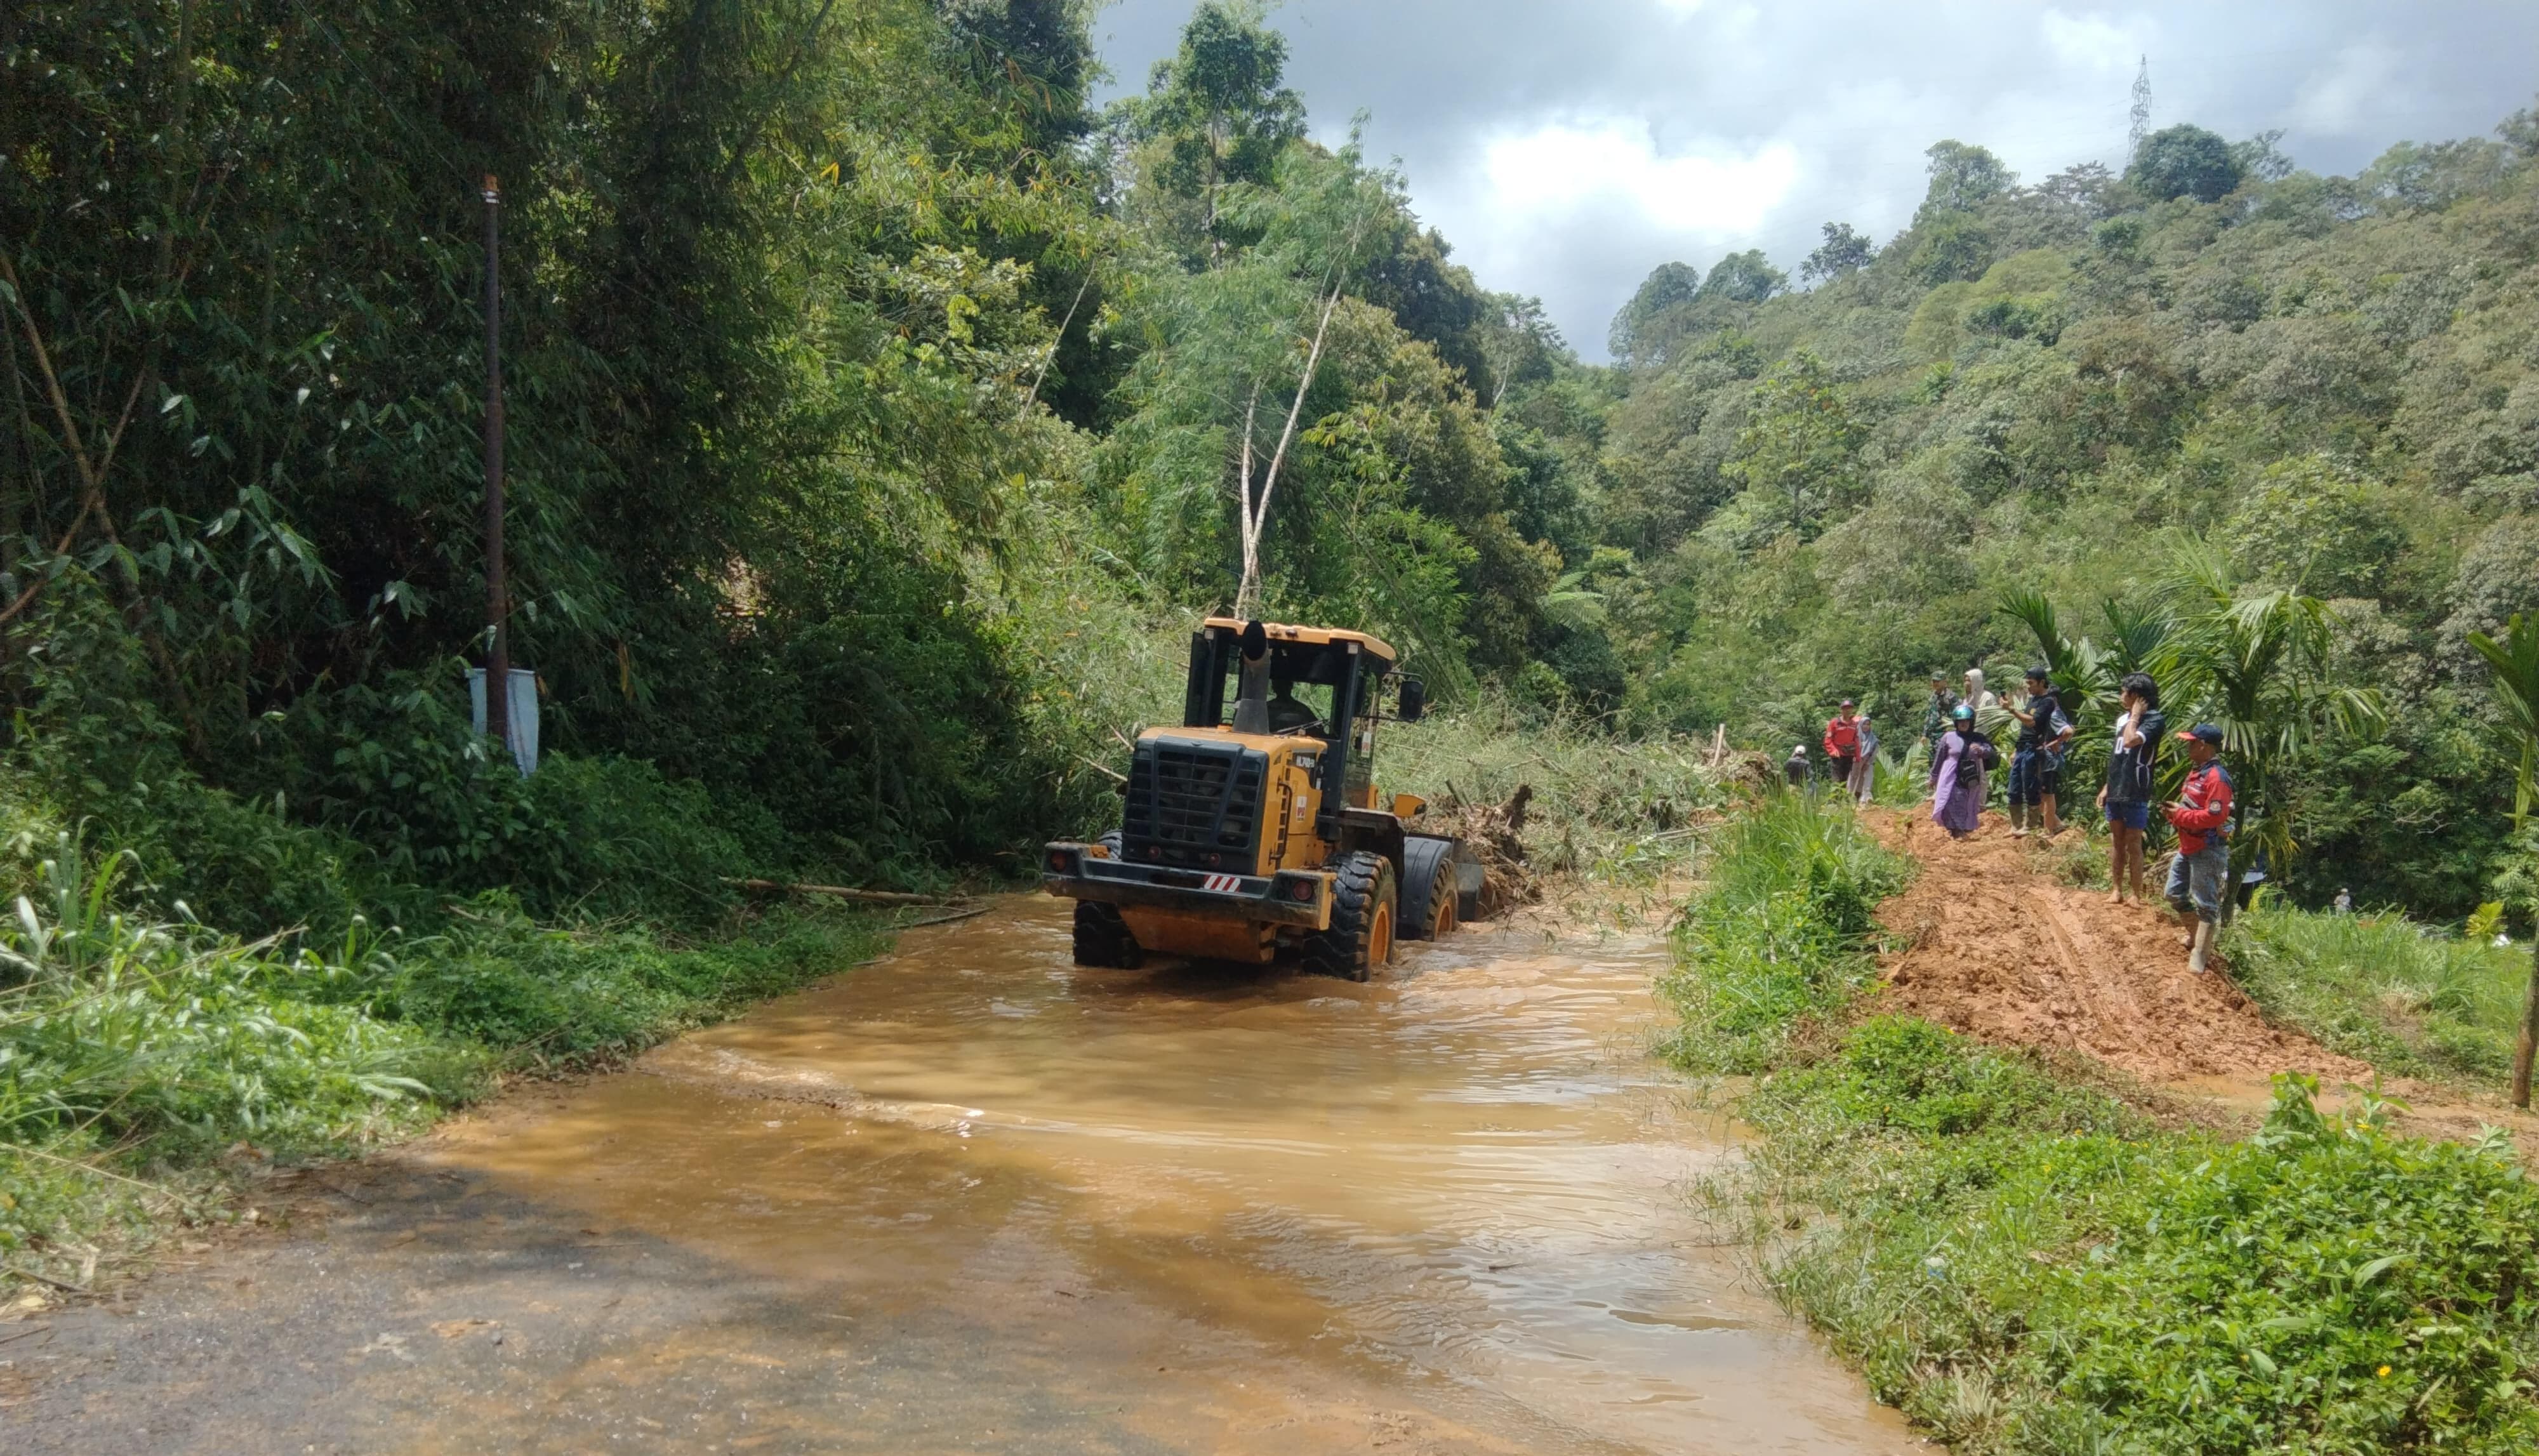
left=481, top=174, right=510, bottom=755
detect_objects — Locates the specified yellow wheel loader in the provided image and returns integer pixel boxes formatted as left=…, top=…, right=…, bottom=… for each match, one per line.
left=1041, top=618, right=1482, bottom=979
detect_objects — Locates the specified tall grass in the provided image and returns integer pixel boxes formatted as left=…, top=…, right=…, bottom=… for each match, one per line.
left=2229, top=899, right=2529, bottom=1085
left=1659, top=793, right=1909, bottom=1071
left=1380, top=693, right=1728, bottom=878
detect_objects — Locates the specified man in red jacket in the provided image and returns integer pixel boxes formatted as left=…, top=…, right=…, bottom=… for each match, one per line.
left=2164, top=724, right=2234, bottom=973
left=1823, top=699, right=1862, bottom=799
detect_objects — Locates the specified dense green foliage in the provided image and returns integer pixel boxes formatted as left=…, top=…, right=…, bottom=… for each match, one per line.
left=1516, top=103, right=2539, bottom=918
left=1673, top=798, right=2539, bottom=1453
left=14, top=0, right=2531, bottom=920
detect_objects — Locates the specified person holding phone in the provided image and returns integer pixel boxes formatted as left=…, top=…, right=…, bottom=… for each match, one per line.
left=2095, top=672, right=2165, bottom=904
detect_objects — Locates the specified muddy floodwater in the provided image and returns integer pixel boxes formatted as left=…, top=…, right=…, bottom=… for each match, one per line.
left=10, top=895, right=1923, bottom=1455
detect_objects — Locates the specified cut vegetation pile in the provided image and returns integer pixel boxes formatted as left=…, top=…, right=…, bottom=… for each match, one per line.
left=1667, top=793, right=2539, bottom=1455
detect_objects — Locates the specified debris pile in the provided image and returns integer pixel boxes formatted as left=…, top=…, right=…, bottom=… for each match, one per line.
left=1429, top=784, right=1540, bottom=918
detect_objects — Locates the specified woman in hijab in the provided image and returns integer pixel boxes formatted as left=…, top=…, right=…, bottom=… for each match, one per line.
left=1930, top=703, right=1987, bottom=838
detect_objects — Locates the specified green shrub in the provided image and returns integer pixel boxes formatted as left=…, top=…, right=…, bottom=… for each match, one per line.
left=1752, top=1024, right=2539, bottom=1455
left=0, top=849, right=465, bottom=1168
left=2029, top=1076, right=2539, bottom=1453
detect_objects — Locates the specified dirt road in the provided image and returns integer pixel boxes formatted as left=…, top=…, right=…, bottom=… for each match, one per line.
left=4, top=896, right=1919, bottom=1455
left=1871, top=811, right=2366, bottom=1082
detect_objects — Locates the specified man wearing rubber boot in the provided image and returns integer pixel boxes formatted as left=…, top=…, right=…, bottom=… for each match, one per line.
left=2164, top=724, right=2234, bottom=974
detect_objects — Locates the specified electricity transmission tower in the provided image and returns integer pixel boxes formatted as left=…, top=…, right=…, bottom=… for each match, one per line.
left=2129, top=56, right=2152, bottom=159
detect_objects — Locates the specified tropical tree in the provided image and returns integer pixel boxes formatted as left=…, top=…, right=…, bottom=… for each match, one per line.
left=2126, top=123, right=2245, bottom=202
left=1727, top=352, right=1861, bottom=540
left=2465, top=612, right=2539, bottom=1106
left=1116, top=0, right=1306, bottom=262
left=2155, top=543, right=2383, bottom=895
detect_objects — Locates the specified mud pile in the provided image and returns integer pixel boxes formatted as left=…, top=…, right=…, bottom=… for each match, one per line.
left=1867, top=811, right=2368, bottom=1083
left=1426, top=784, right=1541, bottom=918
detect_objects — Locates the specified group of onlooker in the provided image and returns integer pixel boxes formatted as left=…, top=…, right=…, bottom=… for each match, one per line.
left=1814, top=666, right=2239, bottom=973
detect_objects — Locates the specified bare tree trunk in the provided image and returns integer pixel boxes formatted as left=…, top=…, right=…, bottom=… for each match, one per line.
left=1233, top=383, right=1260, bottom=610
left=1233, top=281, right=1344, bottom=616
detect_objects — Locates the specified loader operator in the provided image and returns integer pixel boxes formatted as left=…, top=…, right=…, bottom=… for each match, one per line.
left=1267, top=670, right=1322, bottom=734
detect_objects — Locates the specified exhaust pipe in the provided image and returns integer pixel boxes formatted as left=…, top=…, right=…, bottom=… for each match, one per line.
left=1231, top=619, right=1271, bottom=734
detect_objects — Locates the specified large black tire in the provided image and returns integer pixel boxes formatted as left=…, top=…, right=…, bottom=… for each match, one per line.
left=1302, top=850, right=1396, bottom=982
left=1072, top=899, right=1141, bottom=969
left=1400, top=837, right=1460, bottom=941
left=1072, top=832, right=1140, bottom=968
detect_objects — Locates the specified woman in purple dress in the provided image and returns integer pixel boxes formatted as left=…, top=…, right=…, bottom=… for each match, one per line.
left=1930, top=703, right=1985, bottom=838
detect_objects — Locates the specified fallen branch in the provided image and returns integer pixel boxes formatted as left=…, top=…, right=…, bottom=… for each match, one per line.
left=726, top=878, right=966, bottom=906
left=0, top=1261, right=86, bottom=1294
left=895, top=904, right=993, bottom=929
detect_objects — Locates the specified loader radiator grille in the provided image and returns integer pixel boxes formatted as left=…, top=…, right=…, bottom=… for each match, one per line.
left=1123, top=739, right=1264, bottom=868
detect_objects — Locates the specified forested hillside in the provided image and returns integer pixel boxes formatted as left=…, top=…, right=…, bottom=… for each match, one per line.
left=3, top=1, right=2535, bottom=927
left=1517, top=114, right=2539, bottom=917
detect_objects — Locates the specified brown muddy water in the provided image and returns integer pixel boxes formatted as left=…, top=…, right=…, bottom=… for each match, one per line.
left=8, top=894, right=1925, bottom=1455
left=411, top=894, right=1919, bottom=1454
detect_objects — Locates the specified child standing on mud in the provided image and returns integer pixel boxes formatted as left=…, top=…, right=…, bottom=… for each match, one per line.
left=2095, top=672, right=2165, bottom=904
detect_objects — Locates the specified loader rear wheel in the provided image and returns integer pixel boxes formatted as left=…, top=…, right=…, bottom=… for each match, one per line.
left=1401, top=837, right=1461, bottom=941
left=1303, top=850, right=1395, bottom=982
left=1072, top=899, right=1142, bottom=969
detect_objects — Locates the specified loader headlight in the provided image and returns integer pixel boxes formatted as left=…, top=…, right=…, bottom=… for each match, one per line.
left=1045, top=847, right=1080, bottom=875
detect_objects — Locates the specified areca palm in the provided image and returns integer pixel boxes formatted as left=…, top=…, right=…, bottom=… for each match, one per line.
left=2154, top=543, right=2382, bottom=893
left=2465, top=612, right=2539, bottom=1106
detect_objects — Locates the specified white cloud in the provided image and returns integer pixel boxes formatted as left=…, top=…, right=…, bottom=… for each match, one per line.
left=1481, top=121, right=1800, bottom=237
left=2291, top=42, right=2397, bottom=135
left=2040, top=10, right=2140, bottom=74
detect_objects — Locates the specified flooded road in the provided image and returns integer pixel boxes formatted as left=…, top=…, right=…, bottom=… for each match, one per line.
left=10, top=896, right=1921, bottom=1455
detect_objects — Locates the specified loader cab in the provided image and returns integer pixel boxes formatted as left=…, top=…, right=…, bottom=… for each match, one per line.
left=1182, top=618, right=1417, bottom=826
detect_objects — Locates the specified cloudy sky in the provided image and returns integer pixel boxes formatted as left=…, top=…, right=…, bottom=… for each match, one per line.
left=1089, top=1, right=2539, bottom=359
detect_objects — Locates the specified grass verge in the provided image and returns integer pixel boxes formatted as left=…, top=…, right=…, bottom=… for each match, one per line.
left=1667, top=791, right=2539, bottom=1454
left=2227, top=898, right=2531, bottom=1089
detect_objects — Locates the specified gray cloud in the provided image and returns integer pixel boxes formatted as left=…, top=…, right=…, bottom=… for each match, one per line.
left=1092, top=1, right=2539, bottom=359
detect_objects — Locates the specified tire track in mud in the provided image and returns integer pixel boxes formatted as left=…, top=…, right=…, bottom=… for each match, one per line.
left=1868, top=811, right=2370, bottom=1083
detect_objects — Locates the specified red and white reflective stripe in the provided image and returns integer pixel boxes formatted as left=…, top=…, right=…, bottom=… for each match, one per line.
left=1202, top=873, right=1242, bottom=892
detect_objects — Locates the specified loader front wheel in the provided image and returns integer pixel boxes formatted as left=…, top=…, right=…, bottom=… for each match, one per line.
left=1072, top=899, right=1142, bottom=969
left=1400, top=837, right=1461, bottom=941
left=1303, top=850, right=1396, bottom=982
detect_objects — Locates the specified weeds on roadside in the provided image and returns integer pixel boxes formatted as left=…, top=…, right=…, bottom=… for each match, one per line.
left=2227, top=896, right=2528, bottom=1086
left=0, top=831, right=894, bottom=1295
left=1658, top=792, right=1908, bottom=1073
